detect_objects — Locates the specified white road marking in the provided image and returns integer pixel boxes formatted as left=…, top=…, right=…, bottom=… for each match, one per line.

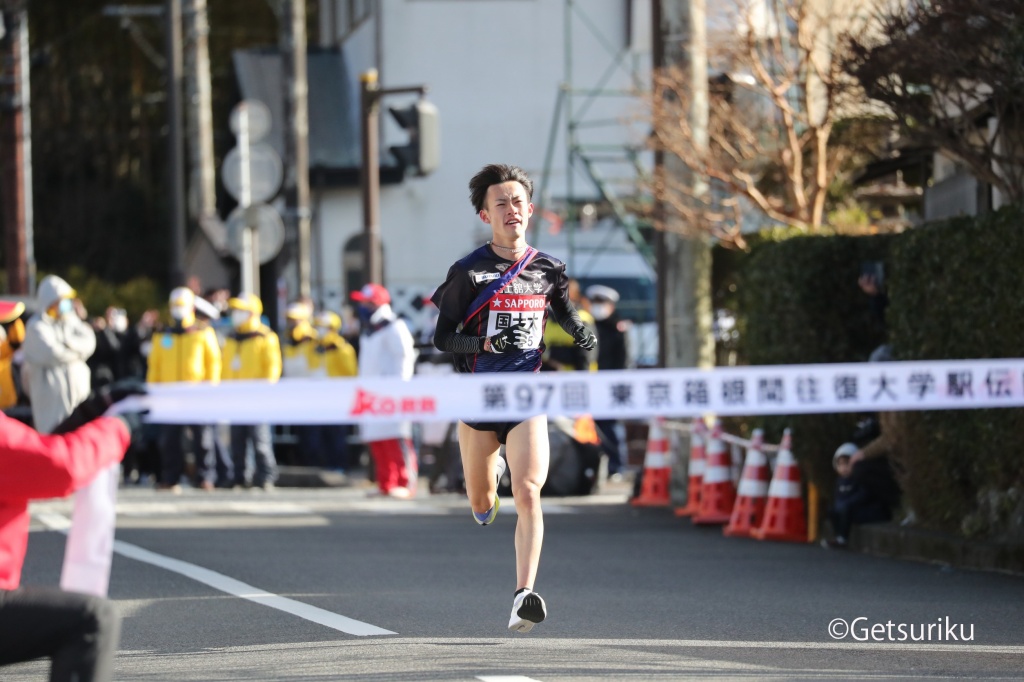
left=477, top=677, right=544, bottom=682
left=35, top=513, right=396, bottom=637
left=610, top=638, right=1024, bottom=654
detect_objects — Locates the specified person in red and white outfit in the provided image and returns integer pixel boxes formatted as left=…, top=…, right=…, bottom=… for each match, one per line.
left=0, top=379, right=145, bottom=681
left=351, top=284, right=418, bottom=498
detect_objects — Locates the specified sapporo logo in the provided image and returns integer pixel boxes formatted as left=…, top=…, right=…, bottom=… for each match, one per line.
left=349, top=388, right=437, bottom=416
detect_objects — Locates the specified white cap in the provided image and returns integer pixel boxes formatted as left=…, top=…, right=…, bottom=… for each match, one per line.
left=833, top=442, right=858, bottom=464
left=585, top=284, right=619, bottom=303
left=193, top=297, right=220, bottom=320
left=169, top=287, right=195, bottom=307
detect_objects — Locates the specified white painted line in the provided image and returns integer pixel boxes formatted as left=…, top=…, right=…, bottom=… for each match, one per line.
left=477, top=677, right=545, bottom=682
left=636, top=639, right=1024, bottom=654
left=36, top=513, right=396, bottom=637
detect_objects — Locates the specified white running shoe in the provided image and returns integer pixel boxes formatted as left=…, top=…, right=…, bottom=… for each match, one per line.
left=494, top=456, right=507, bottom=489
left=508, top=589, right=546, bottom=633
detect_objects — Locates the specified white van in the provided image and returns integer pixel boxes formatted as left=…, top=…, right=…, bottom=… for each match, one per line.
left=534, top=220, right=658, bottom=367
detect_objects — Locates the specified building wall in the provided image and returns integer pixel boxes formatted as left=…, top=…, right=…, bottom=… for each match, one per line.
left=314, top=0, right=652, bottom=323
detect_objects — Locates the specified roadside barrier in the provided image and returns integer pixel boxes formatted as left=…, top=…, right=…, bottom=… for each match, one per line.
left=751, top=429, right=808, bottom=543
left=663, top=419, right=809, bottom=542
left=631, top=417, right=672, bottom=507
left=120, top=358, right=1024, bottom=425
left=673, top=418, right=706, bottom=517
left=723, top=429, right=770, bottom=538
left=692, top=419, right=737, bottom=525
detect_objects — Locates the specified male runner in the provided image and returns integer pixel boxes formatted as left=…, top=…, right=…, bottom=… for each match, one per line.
left=431, top=164, right=596, bottom=633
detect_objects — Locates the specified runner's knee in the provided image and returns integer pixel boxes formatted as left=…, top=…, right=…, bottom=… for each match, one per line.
left=512, top=477, right=543, bottom=504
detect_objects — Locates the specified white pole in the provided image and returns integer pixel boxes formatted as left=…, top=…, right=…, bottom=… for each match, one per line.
left=239, top=104, right=253, bottom=295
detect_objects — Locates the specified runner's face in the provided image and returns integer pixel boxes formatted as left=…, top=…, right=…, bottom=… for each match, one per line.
left=480, top=181, right=533, bottom=242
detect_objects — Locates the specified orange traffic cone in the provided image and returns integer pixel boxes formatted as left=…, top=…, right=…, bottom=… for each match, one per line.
left=674, top=418, right=707, bottom=517
left=723, top=429, right=771, bottom=537
left=631, top=417, right=672, bottom=507
left=752, top=429, right=808, bottom=543
left=692, top=419, right=736, bottom=524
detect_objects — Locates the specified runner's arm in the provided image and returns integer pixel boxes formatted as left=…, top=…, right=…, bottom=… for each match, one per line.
left=548, top=284, right=590, bottom=340
left=432, top=314, right=484, bottom=354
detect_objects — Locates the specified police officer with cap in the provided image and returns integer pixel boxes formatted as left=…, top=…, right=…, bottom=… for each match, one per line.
left=586, top=284, right=629, bottom=477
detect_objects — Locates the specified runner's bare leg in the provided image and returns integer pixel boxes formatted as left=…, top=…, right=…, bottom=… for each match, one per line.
left=458, top=422, right=501, bottom=515
left=504, top=415, right=550, bottom=590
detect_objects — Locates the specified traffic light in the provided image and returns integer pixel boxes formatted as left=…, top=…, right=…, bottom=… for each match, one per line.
left=388, top=100, right=440, bottom=176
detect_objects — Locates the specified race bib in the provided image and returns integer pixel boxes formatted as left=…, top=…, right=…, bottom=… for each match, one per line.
left=486, top=294, right=545, bottom=349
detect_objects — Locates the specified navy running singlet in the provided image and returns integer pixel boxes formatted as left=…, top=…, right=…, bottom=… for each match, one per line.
left=431, top=244, right=573, bottom=374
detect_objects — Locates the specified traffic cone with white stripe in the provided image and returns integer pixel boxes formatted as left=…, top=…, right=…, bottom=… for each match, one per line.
left=691, top=419, right=736, bottom=524
left=674, top=418, right=707, bottom=517
left=752, top=429, right=808, bottom=543
left=723, top=429, right=770, bottom=538
left=631, top=417, right=672, bottom=507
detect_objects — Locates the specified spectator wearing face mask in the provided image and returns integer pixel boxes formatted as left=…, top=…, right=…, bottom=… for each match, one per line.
left=146, top=287, right=223, bottom=491
left=22, top=275, right=96, bottom=434
left=88, top=307, right=133, bottom=390
left=351, top=283, right=418, bottom=498
left=222, top=293, right=282, bottom=490
left=586, top=284, right=629, bottom=478
left=304, top=311, right=357, bottom=472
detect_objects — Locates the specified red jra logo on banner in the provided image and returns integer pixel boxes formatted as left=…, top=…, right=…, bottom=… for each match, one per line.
left=349, top=388, right=437, bottom=417
left=486, top=295, right=545, bottom=349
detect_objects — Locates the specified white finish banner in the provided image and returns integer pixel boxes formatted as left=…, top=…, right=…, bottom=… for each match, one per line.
left=116, top=359, right=1024, bottom=424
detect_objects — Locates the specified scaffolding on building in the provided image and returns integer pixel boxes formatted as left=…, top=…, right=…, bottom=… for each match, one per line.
left=535, top=0, right=656, bottom=270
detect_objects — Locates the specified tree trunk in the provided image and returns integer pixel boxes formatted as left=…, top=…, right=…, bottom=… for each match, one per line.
left=655, top=0, right=714, bottom=370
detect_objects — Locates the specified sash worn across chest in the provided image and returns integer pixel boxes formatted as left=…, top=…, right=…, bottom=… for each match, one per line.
left=462, top=246, right=539, bottom=327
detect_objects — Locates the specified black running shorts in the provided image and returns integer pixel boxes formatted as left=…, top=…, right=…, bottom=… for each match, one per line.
left=463, top=419, right=524, bottom=445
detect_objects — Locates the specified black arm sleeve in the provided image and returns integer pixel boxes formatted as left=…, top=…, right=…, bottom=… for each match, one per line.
left=548, top=270, right=589, bottom=340
left=432, top=314, right=484, bottom=354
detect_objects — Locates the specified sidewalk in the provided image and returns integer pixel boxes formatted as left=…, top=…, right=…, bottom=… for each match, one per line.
left=852, top=522, right=1024, bottom=577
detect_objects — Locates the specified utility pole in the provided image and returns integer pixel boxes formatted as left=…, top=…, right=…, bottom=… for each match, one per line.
left=360, top=69, right=382, bottom=286
left=183, top=0, right=222, bottom=249
left=654, top=0, right=713, bottom=369
left=280, top=0, right=312, bottom=300
left=0, top=0, right=34, bottom=295
left=164, top=0, right=187, bottom=288
left=358, top=71, right=432, bottom=287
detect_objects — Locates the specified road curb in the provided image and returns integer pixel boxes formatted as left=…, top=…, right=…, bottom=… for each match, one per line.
left=852, top=523, right=1024, bottom=576
left=276, top=465, right=351, bottom=488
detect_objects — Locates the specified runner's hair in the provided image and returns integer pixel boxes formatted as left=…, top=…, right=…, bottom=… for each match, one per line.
left=469, top=164, right=534, bottom=212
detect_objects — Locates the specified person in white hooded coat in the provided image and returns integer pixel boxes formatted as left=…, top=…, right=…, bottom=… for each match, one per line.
left=351, top=284, right=418, bottom=498
left=22, top=275, right=96, bottom=433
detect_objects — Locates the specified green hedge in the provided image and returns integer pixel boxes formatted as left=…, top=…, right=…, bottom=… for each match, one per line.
left=726, top=231, right=894, bottom=492
left=726, top=205, right=1024, bottom=539
left=887, top=206, right=1024, bottom=538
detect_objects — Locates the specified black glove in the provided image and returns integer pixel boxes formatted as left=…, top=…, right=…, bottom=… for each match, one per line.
left=115, top=411, right=149, bottom=443
left=574, top=328, right=598, bottom=351
left=106, top=378, right=147, bottom=404
left=52, top=379, right=148, bottom=435
left=489, top=320, right=531, bottom=353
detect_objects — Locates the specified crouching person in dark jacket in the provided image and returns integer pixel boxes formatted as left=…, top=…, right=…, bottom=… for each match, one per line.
left=824, top=441, right=900, bottom=548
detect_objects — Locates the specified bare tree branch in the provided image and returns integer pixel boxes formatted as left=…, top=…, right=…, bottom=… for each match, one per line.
left=844, top=0, right=1024, bottom=203
left=647, top=0, right=874, bottom=241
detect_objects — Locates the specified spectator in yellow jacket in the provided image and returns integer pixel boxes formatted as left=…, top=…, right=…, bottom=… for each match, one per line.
left=223, top=293, right=282, bottom=490
left=0, top=301, right=26, bottom=411
left=147, top=287, right=224, bottom=491
left=281, top=301, right=318, bottom=378
left=281, top=301, right=318, bottom=470
left=305, top=311, right=356, bottom=473
left=312, top=311, right=357, bottom=378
